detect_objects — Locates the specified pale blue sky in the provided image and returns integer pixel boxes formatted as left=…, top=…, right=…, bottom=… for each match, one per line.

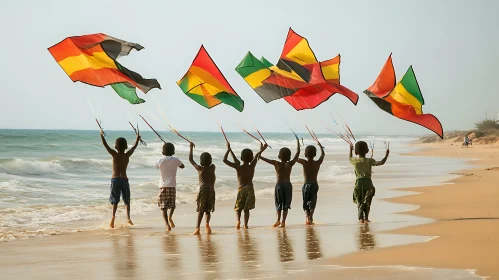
left=1, top=0, right=498, bottom=135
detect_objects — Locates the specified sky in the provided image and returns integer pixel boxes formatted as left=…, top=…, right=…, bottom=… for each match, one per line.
left=1, top=0, right=498, bottom=135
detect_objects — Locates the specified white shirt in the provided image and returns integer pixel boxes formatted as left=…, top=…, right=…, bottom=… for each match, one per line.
left=156, top=156, right=183, bottom=188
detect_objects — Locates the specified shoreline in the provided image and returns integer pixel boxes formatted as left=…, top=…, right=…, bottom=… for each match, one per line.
left=321, top=142, right=499, bottom=279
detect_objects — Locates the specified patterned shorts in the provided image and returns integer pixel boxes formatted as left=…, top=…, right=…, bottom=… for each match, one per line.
left=234, top=185, right=256, bottom=211
left=158, top=188, right=176, bottom=210
left=197, top=187, right=216, bottom=213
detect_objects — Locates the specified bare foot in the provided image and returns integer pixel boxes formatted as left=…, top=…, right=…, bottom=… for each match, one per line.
left=279, top=222, right=286, bottom=228
left=243, top=225, right=249, bottom=229
left=167, top=225, right=172, bottom=232
left=127, top=219, right=134, bottom=226
left=192, top=228, right=200, bottom=235
left=272, top=221, right=281, bottom=228
left=359, top=220, right=364, bottom=224
left=305, top=217, right=309, bottom=225
left=309, top=221, right=315, bottom=225
left=365, top=219, right=371, bottom=223
left=206, top=224, right=212, bottom=235
left=110, top=217, right=115, bottom=228
left=235, top=221, right=241, bottom=230
left=169, top=218, right=175, bottom=228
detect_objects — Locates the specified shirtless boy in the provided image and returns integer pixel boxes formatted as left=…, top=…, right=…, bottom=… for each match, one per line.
left=100, top=131, right=141, bottom=228
left=261, top=139, right=300, bottom=228
left=297, top=144, right=325, bottom=225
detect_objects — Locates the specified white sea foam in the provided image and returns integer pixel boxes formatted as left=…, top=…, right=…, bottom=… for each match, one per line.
left=0, top=158, right=65, bottom=175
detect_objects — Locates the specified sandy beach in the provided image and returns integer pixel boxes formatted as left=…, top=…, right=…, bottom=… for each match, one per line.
left=320, top=141, right=499, bottom=279
left=1, top=139, right=497, bottom=280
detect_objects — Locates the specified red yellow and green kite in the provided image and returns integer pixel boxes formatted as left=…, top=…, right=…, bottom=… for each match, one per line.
left=177, top=45, right=244, bottom=112
left=48, top=33, right=161, bottom=104
left=365, top=54, right=443, bottom=138
left=236, top=28, right=358, bottom=110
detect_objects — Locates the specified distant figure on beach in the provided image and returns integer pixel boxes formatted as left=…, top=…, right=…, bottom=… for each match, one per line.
left=189, top=142, right=216, bottom=235
left=261, top=139, right=300, bottom=228
left=462, top=135, right=473, bottom=148
left=349, top=141, right=389, bottom=223
left=223, top=142, right=268, bottom=230
left=297, top=144, right=325, bottom=225
left=100, top=131, right=141, bottom=228
left=156, top=142, right=185, bottom=231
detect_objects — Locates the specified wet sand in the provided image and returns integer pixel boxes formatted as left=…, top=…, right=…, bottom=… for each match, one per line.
left=322, top=142, right=499, bottom=279
left=0, top=142, right=490, bottom=280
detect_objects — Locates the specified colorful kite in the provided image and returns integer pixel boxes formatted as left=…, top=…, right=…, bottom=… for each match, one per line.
left=235, top=28, right=358, bottom=110
left=177, top=45, right=244, bottom=112
left=364, top=54, right=443, bottom=138
left=48, top=33, right=160, bottom=104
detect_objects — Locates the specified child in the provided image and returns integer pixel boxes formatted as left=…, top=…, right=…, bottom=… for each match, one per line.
left=349, top=141, right=389, bottom=223
left=297, top=144, right=325, bottom=225
left=223, top=142, right=268, bottom=230
left=189, top=142, right=216, bottom=235
left=100, top=131, right=141, bottom=228
left=260, top=139, right=300, bottom=228
left=156, top=142, right=185, bottom=231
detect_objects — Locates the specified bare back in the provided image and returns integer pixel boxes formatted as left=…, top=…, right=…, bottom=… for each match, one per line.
left=273, top=161, right=294, bottom=183
left=236, top=163, right=256, bottom=188
left=299, top=159, right=321, bottom=183
left=111, top=152, right=130, bottom=178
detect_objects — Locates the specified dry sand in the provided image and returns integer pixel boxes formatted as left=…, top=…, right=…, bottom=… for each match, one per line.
left=325, top=142, right=499, bottom=279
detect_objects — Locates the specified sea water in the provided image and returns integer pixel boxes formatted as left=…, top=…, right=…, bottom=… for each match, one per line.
left=0, top=129, right=465, bottom=241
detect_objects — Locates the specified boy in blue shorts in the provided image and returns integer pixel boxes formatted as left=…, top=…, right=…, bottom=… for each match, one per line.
left=100, top=131, right=141, bottom=228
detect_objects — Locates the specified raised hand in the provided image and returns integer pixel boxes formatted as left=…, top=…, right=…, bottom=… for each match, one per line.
left=190, top=141, right=195, bottom=149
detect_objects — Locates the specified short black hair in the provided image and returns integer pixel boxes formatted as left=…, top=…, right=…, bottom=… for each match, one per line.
left=241, top=149, right=254, bottom=163
left=200, top=152, right=212, bottom=167
left=115, top=137, right=127, bottom=152
left=279, top=147, right=291, bottom=162
left=163, top=143, right=175, bottom=156
left=355, top=141, right=369, bottom=157
left=305, top=145, right=317, bottom=159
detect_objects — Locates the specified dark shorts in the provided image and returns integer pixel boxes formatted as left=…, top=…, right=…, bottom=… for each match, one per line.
left=234, top=185, right=256, bottom=211
left=275, top=182, right=292, bottom=211
left=302, top=183, right=319, bottom=211
left=109, top=178, right=130, bottom=205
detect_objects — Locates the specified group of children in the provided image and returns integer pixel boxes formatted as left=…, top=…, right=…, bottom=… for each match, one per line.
left=100, top=131, right=389, bottom=234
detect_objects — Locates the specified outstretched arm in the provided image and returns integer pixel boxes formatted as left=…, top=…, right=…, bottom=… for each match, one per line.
left=251, top=143, right=268, bottom=167
left=223, top=143, right=238, bottom=169
left=100, top=131, right=116, bottom=156
left=317, top=143, right=325, bottom=164
left=189, top=142, right=201, bottom=170
left=289, top=139, right=301, bottom=166
left=126, top=134, right=141, bottom=157
left=375, top=147, right=390, bottom=166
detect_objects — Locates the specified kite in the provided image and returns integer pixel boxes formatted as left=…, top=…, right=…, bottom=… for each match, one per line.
left=364, top=54, right=443, bottom=138
left=235, top=28, right=358, bottom=110
left=48, top=33, right=161, bottom=104
left=177, top=45, right=244, bottom=112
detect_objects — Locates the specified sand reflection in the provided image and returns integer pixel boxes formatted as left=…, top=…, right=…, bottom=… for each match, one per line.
left=237, top=230, right=260, bottom=271
left=305, top=226, right=323, bottom=260
left=111, top=231, right=137, bottom=279
left=276, top=229, right=295, bottom=262
left=357, top=224, right=377, bottom=250
left=162, top=234, right=181, bottom=273
left=197, top=235, right=220, bottom=280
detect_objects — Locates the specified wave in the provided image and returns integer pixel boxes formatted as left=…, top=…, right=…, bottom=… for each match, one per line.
left=0, top=158, right=65, bottom=175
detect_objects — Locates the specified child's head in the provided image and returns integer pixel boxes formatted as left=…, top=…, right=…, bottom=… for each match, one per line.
left=200, top=152, right=212, bottom=167
left=355, top=141, right=369, bottom=157
left=278, top=147, right=292, bottom=162
left=115, top=137, right=128, bottom=152
left=241, top=149, right=254, bottom=163
left=163, top=142, right=175, bottom=156
left=305, top=145, right=317, bottom=159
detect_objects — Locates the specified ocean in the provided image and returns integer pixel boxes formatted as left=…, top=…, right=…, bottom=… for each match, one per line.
left=0, top=129, right=464, bottom=242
